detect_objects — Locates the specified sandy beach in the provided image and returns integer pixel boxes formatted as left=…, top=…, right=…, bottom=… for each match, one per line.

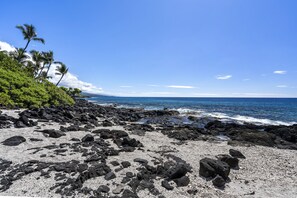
left=0, top=104, right=296, bottom=198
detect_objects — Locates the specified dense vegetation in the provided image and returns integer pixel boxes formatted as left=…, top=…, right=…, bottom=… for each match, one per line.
left=0, top=24, right=78, bottom=108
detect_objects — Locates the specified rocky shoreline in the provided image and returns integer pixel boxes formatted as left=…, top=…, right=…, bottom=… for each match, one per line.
left=0, top=99, right=296, bottom=197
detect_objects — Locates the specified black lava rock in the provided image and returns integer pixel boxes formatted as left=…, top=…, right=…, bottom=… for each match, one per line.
left=161, top=180, right=174, bottom=190
left=2, top=136, right=26, bottom=146
left=212, top=175, right=226, bottom=187
left=133, top=158, right=148, bottom=165
left=98, top=185, right=110, bottom=193
left=174, top=175, right=190, bottom=187
left=81, top=134, right=94, bottom=142
left=199, top=157, right=230, bottom=180
left=167, top=163, right=189, bottom=180
left=104, top=171, right=116, bottom=180
left=216, top=154, right=239, bottom=169
left=110, top=161, right=120, bottom=166
left=229, top=149, right=246, bottom=159
left=121, top=161, right=131, bottom=168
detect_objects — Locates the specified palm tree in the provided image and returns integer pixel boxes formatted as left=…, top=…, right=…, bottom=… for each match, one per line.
left=9, top=48, right=29, bottom=64
left=55, top=62, right=68, bottom=86
left=30, top=50, right=44, bottom=77
left=16, top=24, right=45, bottom=61
left=44, top=51, right=54, bottom=77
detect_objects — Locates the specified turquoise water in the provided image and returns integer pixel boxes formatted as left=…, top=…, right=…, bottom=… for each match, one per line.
left=89, top=96, right=297, bottom=125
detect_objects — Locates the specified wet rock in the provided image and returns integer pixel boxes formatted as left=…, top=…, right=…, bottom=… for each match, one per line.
left=2, top=136, right=26, bottom=146
left=81, top=134, right=94, bottom=142
left=229, top=149, right=246, bottom=159
left=212, top=175, right=225, bottom=187
left=199, top=158, right=230, bottom=179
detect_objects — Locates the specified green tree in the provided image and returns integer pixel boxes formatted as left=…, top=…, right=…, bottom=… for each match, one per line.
left=9, top=48, right=29, bottom=64
left=44, top=51, right=54, bottom=77
left=55, top=62, right=68, bottom=86
left=16, top=24, right=45, bottom=61
left=30, top=50, right=44, bottom=77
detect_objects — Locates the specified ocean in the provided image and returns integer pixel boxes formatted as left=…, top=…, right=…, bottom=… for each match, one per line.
left=88, top=96, right=297, bottom=126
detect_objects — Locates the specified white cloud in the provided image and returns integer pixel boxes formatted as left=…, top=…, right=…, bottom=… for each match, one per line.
left=192, top=93, right=219, bottom=97
left=216, top=75, right=232, bottom=80
left=231, top=92, right=287, bottom=97
left=273, top=70, right=287, bottom=74
left=48, top=64, right=103, bottom=94
left=0, top=41, right=103, bottom=94
left=167, top=85, right=195, bottom=89
left=0, top=41, right=15, bottom=52
left=147, top=84, right=159, bottom=87
left=276, top=85, right=287, bottom=88
left=243, top=78, right=250, bottom=81
left=119, top=86, right=132, bottom=88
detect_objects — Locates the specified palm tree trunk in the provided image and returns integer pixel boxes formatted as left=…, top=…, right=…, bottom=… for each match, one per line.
left=18, top=40, right=30, bottom=62
left=56, top=74, right=64, bottom=86
left=45, top=63, right=52, bottom=77
left=36, top=63, right=46, bottom=78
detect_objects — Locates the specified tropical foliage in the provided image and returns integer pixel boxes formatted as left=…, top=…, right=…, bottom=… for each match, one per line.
left=0, top=24, right=79, bottom=108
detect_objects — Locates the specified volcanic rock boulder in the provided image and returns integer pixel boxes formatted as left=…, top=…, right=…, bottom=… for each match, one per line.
left=212, top=175, right=225, bottom=187
left=229, top=149, right=246, bottom=159
left=216, top=154, right=239, bottom=169
left=37, top=129, right=66, bottom=138
left=2, top=136, right=26, bottom=146
left=199, top=157, right=230, bottom=180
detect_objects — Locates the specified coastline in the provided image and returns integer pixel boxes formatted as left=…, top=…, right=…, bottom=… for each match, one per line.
left=0, top=99, right=296, bottom=197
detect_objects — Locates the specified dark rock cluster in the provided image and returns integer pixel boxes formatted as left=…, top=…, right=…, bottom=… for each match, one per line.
left=0, top=98, right=296, bottom=197
left=199, top=149, right=246, bottom=188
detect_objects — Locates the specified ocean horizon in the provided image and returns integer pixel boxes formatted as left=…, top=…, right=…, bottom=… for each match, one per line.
left=89, top=96, right=297, bottom=126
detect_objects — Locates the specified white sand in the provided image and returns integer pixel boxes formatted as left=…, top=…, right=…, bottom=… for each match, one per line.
left=0, top=110, right=296, bottom=198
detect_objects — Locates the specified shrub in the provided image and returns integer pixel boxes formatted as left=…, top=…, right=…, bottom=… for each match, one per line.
left=0, top=52, right=74, bottom=108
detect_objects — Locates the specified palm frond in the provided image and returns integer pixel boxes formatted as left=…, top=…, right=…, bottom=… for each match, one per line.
left=33, top=37, right=45, bottom=44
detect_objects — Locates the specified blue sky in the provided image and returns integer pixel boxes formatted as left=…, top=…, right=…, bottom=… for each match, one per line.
left=1, top=0, right=297, bottom=97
